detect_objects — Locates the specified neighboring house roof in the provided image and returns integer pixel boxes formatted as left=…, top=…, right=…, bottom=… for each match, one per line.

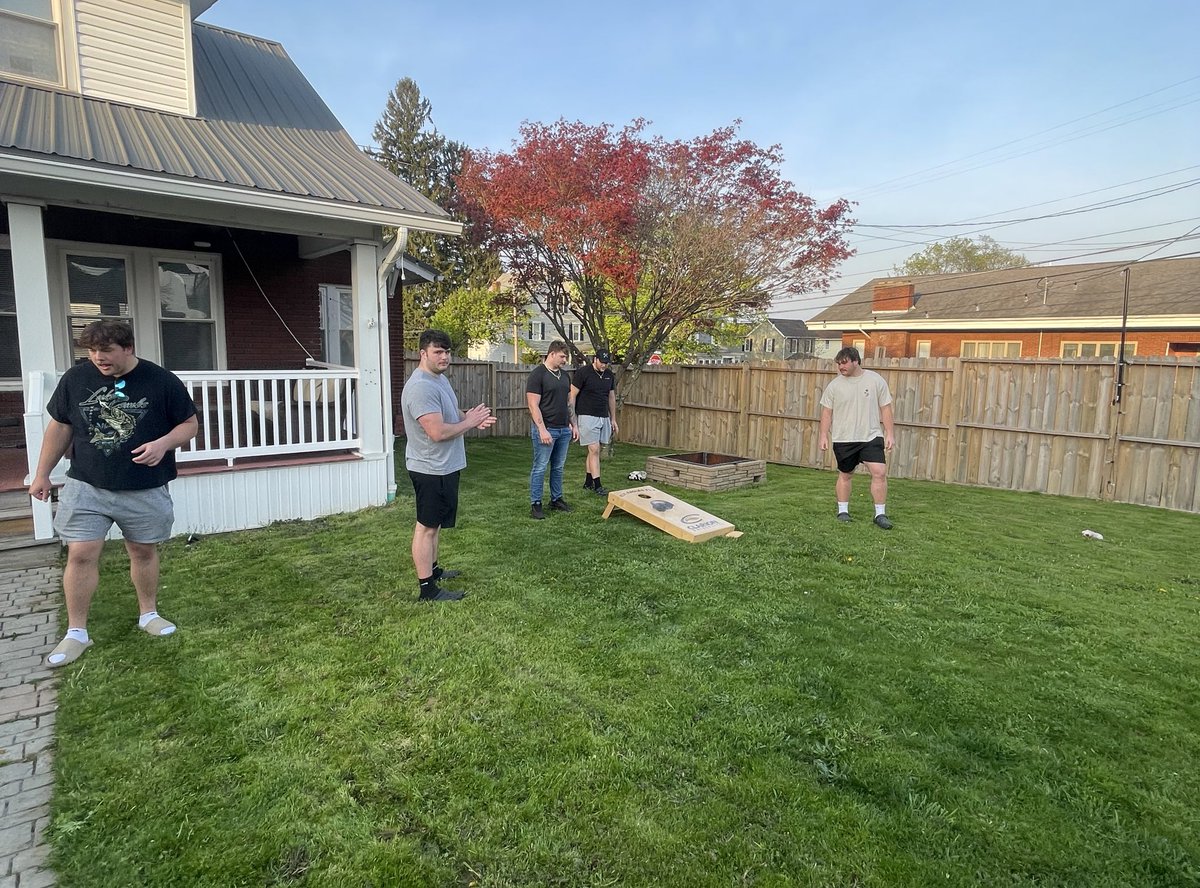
left=0, top=23, right=458, bottom=232
left=765, top=317, right=811, bottom=338
left=809, top=258, right=1200, bottom=330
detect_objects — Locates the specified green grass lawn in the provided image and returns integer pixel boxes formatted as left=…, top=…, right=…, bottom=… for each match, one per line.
left=49, top=439, right=1200, bottom=887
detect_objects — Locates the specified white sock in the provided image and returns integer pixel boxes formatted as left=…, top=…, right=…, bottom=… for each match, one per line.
left=875, top=503, right=887, bottom=517
left=837, top=501, right=849, bottom=514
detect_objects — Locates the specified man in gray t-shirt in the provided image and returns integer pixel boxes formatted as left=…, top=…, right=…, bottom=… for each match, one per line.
left=400, top=330, right=497, bottom=601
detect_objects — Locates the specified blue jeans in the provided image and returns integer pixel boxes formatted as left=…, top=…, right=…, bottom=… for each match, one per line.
left=530, top=424, right=571, bottom=503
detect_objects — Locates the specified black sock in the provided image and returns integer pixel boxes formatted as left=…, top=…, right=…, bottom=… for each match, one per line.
left=584, top=474, right=594, bottom=488
left=432, top=562, right=442, bottom=581
left=594, top=475, right=601, bottom=488
left=419, top=575, right=438, bottom=595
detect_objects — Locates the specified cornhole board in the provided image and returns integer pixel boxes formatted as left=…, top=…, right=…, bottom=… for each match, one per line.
left=603, top=485, right=741, bottom=542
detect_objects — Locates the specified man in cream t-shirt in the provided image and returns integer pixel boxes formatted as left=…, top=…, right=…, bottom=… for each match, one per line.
left=817, top=346, right=896, bottom=529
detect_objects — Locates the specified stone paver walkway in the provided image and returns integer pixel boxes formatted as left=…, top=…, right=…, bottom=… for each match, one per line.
left=0, top=547, right=61, bottom=888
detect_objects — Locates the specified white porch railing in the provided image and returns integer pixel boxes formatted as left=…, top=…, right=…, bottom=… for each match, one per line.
left=176, top=369, right=361, bottom=465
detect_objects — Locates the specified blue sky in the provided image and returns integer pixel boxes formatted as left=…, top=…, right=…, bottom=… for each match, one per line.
left=201, top=1, right=1200, bottom=318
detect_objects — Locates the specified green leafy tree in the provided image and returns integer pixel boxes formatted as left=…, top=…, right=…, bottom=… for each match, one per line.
left=894, top=236, right=1030, bottom=276
left=429, top=287, right=528, bottom=357
left=371, top=77, right=499, bottom=345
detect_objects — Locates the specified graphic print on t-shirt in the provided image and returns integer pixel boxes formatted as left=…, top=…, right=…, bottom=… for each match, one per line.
left=78, top=386, right=149, bottom=456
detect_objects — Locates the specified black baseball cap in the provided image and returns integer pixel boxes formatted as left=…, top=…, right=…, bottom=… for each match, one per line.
left=595, top=350, right=612, bottom=364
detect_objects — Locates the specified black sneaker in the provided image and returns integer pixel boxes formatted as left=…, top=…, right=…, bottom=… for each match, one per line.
left=418, top=587, right=466, bottom=602
left=550, top=498, right=573, bottom=512
left=873, top=514, right=893, bottom=530
left=836, top=512, right=852, bottom=522
left=593, top=485, right=609, bottom=496
left=531, top=502, right=545, bottom=520
left=432, top=566, right=461, bottom=581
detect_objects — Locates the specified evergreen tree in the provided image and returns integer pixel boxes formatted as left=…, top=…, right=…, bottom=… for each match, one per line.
left=370, top=78, right=499, bottom=334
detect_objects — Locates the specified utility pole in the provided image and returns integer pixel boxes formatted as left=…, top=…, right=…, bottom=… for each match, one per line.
left=1114, top=267, right=1130, bottom=405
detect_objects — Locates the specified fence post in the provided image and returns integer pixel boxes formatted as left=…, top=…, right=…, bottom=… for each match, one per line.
left=1100, top=363, right=1125, bottom=502
left=940, top=358, right=962, bottom=484
left=489, top=361, right=498, bottom=438
left=737, top=362, right=752, bottom=457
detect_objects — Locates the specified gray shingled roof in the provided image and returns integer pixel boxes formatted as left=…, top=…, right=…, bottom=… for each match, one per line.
left=0, top=23, right=450, bottom=225
left=811, top=258, right=1200, bottom=324
left=766, top=317, right=811, bottom=337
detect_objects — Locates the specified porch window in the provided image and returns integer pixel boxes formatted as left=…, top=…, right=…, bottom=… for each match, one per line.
left=65, top=254, right=131, bottom=362
left=0, top=249, right=18, bottom=378
left=158, top=260, right=216, bottom=371
left=0, top=0, right=62, bottom=86
left=319, top=284, right=354, bottom=366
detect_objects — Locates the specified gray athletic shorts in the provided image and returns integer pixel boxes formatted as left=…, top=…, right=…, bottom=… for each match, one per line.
left=53, top=478, right=175, bottom=544
left=577, top=415, right=612, bottom=446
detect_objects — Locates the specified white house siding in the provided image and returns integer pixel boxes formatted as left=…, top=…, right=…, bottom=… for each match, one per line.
left=74, top=0, right=193, bottom=116
left=169, top=456, right=389, bottom=536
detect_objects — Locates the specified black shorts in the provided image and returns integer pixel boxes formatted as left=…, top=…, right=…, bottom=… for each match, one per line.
left=832, top=437, right=886, bottom=474
left=409, top=470, right=460, bottom=529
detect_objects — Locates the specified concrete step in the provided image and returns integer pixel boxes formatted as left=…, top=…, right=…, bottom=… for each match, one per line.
left=0, top=538, right=61, bottom=567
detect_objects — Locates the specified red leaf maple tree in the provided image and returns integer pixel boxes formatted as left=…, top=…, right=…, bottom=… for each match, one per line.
left=457, top=119, right=854, bottom=385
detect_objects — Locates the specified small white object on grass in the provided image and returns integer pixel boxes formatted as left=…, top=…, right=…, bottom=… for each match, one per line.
left=1081, top=529, right=1104, bottom=540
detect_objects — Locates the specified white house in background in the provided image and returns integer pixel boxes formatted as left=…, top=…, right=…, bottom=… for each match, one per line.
left=744, top=317, right=818, bottom=360
left=0, top=0, right=459, bottom=540
left=467, top=274, right=594, bottom=363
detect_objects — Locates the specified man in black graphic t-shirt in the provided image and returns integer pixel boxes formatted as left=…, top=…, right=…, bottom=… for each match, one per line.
left=29, top=320, right=198, bottom=667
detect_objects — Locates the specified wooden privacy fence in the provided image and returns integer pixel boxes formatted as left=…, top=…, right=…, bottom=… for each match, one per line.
left=618, top=357, right=1200, bottom=513
left=401, top=354, right=1200, bottom=512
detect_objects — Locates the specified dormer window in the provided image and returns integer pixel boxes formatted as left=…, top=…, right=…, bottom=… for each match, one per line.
left=0, top=1, right=63, bottom=86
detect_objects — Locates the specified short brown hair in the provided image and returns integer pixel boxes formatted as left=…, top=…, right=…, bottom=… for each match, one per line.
left=546, top=340, right=569, bottom=357
left=835, top=346, right=861, bottom=364
left=77, top=320, right=134, bottom=350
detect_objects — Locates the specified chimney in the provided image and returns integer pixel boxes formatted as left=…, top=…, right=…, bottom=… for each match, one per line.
left=872, top=282, right=915, bottom=312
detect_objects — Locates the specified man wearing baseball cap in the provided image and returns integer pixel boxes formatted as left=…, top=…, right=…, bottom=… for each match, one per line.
left=570, top=350, right=619, bottom=496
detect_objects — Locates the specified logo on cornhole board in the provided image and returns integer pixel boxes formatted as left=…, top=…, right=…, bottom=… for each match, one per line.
left=602, top=485, right=742, bottom=542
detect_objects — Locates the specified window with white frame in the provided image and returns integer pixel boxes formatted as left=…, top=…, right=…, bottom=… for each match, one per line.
left=59, top=246, right=223, bottom=370
left=64, top=253, right=132, bottom=363
left=916, top=340, right=932, bottom=358
left=1060, top=341, right=1135, bottom=359
left=961, top=340, right=1021, bottom=358
left=527, top=321, right=546, bottom=341
left=0, top=0, right=63, bottom=86
left=743, top=338, right=753, bottom=352
left=317, top=285, right=354, bottom=366
left=0, top=249, right=19, bottom=379
left=765, top=338, right=776, bottom=353
left=158, top=259, right=216, bottom=371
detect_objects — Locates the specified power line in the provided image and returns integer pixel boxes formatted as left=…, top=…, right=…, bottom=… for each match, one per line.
left=856, top=178, right=1200, bottom=230
left=770, top=244, right=1200, bottom=313
left=848, top=76, right=1200, bottom=199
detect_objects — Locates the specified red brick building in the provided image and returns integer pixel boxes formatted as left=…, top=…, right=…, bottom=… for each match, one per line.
left=808, top=259, right=1200, bottom=360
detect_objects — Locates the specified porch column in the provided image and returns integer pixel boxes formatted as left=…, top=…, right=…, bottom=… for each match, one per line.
left=7, top=200, right=57, bottom=537
left=351, top=240, right=387, bottom=462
